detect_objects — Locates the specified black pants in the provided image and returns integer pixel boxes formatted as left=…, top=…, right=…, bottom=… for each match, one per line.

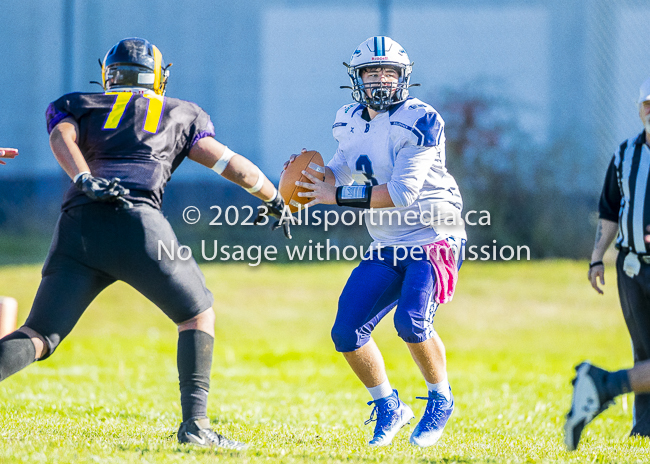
left=617, top=251, right=650, bottom=436
left=25, top=203, right=213, bottom=358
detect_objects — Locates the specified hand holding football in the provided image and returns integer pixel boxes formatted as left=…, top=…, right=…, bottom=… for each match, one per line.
left=279, top=150, right=325, bottom=213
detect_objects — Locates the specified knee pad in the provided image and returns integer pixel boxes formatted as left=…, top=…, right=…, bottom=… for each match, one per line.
left=394, top=314, right=416, bottom=341
left=331, top=324, right=368, bottom=353
left=394, top=294, right=439, bottom=343
left=394, top=311, right=433, bottom=344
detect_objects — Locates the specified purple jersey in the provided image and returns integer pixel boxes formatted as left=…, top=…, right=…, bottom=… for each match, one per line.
left=46, top=90, right=215, bottom=210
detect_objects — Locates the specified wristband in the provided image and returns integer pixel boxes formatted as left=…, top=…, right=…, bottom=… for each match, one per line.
left=73, top=171, right=91, bottom=183
left=245, top=167, right=265, bottom=193
left=336, top=185, right=372, bottom=208
left=267, top=189, right=279, bottom=202
left=589, top=260, right=604, bottom=269
left=212, top=146, right=236, bottom=174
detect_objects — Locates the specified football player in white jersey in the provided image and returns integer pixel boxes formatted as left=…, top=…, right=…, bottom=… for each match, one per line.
left=289, top=36, right=466, bottom=447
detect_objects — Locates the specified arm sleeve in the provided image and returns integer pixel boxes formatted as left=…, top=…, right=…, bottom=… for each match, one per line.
left=387, top=144, right=439, bottom=208
left=386, top=111, right=445, bottom=207
left=598, top=156, right=621, bottom=222
left=327, top=148, right=354, bottom=187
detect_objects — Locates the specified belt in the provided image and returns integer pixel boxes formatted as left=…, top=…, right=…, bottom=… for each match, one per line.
left=623, top=249, right=650, bottom=264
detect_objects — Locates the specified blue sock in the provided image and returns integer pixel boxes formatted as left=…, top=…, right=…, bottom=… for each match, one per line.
left=604, top=369, right=632, bottom=400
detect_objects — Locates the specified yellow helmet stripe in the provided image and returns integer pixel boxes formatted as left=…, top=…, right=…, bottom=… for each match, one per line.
left=152, top=45, right=163, bottom=95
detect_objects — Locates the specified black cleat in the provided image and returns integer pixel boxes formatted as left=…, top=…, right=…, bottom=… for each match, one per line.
left=564, top=361, right=614, bottom=451
left=177, top=417, right=247, bottom=450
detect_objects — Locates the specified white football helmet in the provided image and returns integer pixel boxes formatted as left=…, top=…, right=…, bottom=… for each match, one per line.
left=344, top=36, right=413, bottom=111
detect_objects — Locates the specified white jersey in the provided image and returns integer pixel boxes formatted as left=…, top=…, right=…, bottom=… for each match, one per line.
left=328, top=97, right=465, bottom=248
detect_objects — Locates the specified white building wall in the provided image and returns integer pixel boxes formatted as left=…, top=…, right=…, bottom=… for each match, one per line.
left=0, top=0, right=645, bottom=195
left=259, top=5, right=549, bottom=176
left=613, top=6, right=650, bottom=146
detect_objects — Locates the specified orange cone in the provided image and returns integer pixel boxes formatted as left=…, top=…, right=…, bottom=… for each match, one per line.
left=0, top=297, right=18, bottom=338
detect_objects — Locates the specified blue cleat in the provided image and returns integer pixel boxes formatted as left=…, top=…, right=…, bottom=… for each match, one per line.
left=409, top=387, right=454, bottom=447
left=365, top=389, right=414, bottom=446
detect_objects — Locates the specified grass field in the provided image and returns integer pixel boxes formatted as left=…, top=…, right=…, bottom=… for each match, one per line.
left=0, top=260, right=648, bottom=463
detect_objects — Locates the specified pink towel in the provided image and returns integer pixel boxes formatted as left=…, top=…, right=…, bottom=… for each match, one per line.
left=423, top=239, right=459, bottom=304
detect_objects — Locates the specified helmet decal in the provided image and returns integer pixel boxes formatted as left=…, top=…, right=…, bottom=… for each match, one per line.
left=373, top=36, right=385, bottom=56
left=152, top=45, right=163, bottom=95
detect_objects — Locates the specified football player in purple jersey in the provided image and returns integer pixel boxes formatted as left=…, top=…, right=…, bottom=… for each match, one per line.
left=0, top=38, right=292, bottom=450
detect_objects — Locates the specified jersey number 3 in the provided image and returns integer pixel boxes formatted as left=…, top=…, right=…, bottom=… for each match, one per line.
left=356, top=155, right=378, bottom=186
left=103, top=92, right=164, bottom=134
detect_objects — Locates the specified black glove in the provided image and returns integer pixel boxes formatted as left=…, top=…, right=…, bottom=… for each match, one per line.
left=75, top=173, right=133, bottom=209
left=253, top=194, right=297, bottom=239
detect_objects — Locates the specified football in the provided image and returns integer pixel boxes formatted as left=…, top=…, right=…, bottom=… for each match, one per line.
left=279, top=150, right=325, bottom=213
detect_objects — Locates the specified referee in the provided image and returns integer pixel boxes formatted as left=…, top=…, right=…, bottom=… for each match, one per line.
left=565, top=76, right=650, bottom=450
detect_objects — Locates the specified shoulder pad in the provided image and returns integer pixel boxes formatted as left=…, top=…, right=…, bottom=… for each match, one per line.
left=167, top=96, right=203, bottom=113
left=390, top=99, right=444, bottom=147
left=412, top=111, right=444, bottom=147
left=333, top=102, right=360, bottom=129
left=335, top=103, right=361, bottom=118
left=45, top=92, right=87, bottom=134
left=391, top=98, right=434, bottom=122
left=405, top=100, right=433, bottom=112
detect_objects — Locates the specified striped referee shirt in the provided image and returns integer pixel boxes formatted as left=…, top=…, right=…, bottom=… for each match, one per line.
left=599, top=130, right=650, bottom=254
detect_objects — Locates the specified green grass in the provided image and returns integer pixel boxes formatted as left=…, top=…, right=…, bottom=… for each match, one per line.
left=0, top=260, right=647, bottom=463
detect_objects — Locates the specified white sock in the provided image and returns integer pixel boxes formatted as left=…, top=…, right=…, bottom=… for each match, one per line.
left=367, top=380, right=394, bottom=401
left=425, top=377, right=451, bottom=401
